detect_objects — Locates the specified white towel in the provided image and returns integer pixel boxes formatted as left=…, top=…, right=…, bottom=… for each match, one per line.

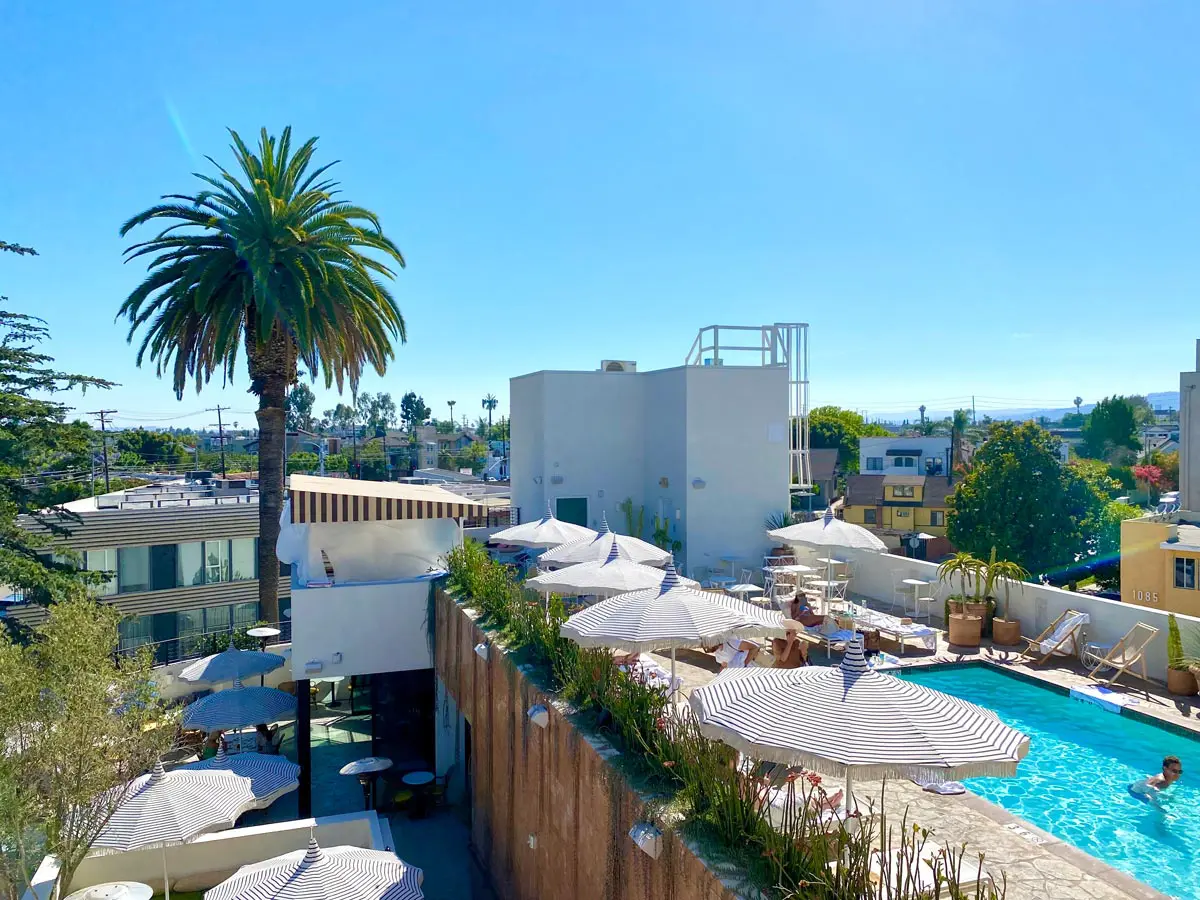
left=1039, top=612, right=1089, bottom=655
left=913, top=780, right=966, bottom=795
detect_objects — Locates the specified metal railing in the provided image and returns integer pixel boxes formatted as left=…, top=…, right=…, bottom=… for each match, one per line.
left=127, top=619, right=292, bottom=667
left=461, top=507, right=519, bottom=529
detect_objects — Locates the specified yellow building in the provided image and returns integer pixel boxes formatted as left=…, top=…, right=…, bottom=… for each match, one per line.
left=842, top=474, right=954, bottom=558
left=1119, top=516, right=1200, bottom=617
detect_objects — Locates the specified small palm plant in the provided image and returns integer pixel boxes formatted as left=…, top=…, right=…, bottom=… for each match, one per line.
left=985, top=554, right=1030, bottom=621
left=937, top=551, right=981, bottom=601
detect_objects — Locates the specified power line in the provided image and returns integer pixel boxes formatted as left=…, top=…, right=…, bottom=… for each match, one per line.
left=207, top=406, right=230, bottom=476
left=86, top=409, right=117, bottom=492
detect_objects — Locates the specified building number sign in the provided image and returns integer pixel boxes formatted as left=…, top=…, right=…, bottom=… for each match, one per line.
left=1136, top=590, right=1159, bottom=604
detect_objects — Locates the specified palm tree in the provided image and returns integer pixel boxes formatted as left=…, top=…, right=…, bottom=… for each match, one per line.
left=447, top=400, right=456, bottom=428
left=985, top=555, right=1030, bottom=621
left=937, top=551, right=982, bottom=600
left=482, top=393, right=498, bottom=440
left=117, top=127, right=406, bottom=622
left=1073, top=396, right=1083, bottom=417
left=950, top=408, right=971, bottom=474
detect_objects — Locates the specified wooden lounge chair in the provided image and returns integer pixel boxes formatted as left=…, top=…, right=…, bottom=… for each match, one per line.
left=1018, top=610, right=1088, bottom=665
left=1085, top=622, right=1160, bottom=691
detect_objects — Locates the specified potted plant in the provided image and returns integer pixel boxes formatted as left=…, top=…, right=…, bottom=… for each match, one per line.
left=985, top=549, right=1029, bottom=647
left=1166, top=614, right=1197, bottom=696
left=937, top=552, right=983, bottom=647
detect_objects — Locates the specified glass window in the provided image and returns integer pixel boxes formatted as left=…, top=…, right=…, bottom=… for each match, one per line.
left=231, top=538, right=257, bottom=581
left=177, top=542, right=205, bottom=586
left=85, top=549, right=118, bottom=596
left=233, top=601, right=259, bottom=628
left=863, top=509, right=877, bottom=524
left=149, top=544, right=177, bottom=591
left=177, top=609, right=205, bottom=657
left=896, top=509, right=911, bottom=518
left=925, top=457, right=943, bottom=475
left=1176, top=557, right=1196, bottom=590
left=205, top=604, right=231, bottom=633
left=205, top=540, right=231, bottom=584
left=929, top=511, right=946, bottom=527
left=117, top=547, right=150, bottom=594
left=865, top=457, right=883, bottom=471
left=893, top=456, right=915, bottom=468
left=892, top=485, right=915, bottom=498
left=118, top=615, right=153, bottom=653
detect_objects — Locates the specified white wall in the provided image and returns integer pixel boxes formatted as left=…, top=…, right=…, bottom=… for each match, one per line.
left=1181, top=340, right=1200, bottom=512
left=826, top=546, right=1200, bottom=681
left=859, top=436, right=951, bottom=476
left=280, top=518, right=458, bottom=585
left=290, top=578, right=436, bottom=679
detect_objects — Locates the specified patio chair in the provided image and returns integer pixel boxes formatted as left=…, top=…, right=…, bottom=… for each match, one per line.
left=1085, top=622, right=1160, bottom=691
left=738, top=567, right=759, bottom=586
left=1018, top=610, right=1089, bottom=665
left=691, top=565, right=712, bottom=588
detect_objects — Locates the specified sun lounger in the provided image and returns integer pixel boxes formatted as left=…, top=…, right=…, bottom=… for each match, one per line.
left=1018, top=609, right=1089, bottom=665
left=1084, top=622, right=1159, bottom=692
left=616, top=653, right=681, bottom=693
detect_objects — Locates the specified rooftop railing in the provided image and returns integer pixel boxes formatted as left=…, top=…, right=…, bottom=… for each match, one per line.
left=130, top=619, right=291, bottom=667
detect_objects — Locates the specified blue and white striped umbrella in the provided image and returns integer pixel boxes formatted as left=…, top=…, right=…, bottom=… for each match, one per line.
left=183, top=679, right=296, bottom=732
left=91, top=761, right=255, bottom=853
left=181, top=746, right=299, bottom=809
left=689, top=637, right=1029, bottom=804
left=490, top=501, right=597, bottom=549
left=205, top=835, right=424, bottom=900
left=179, top=648, right=286, bottom=684
left=539, top=514, right=671, bottom=568
left=766, top=507, right=888, bottom=552
left=526, top=540, right=700, bottom=598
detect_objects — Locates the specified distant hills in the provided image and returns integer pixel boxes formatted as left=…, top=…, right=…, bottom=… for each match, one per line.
left=872, top=391, right=1179, bottom=425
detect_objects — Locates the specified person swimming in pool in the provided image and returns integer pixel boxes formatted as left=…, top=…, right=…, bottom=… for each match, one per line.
left=1129, top=755, right=1182, bottom=807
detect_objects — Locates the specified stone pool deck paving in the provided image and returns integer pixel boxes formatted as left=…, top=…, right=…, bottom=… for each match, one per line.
left=647, top=619, right=1191, bottom=900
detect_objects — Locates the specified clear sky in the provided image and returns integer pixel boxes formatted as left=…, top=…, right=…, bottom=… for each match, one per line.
left=2, top=1, right=1198, bottom=429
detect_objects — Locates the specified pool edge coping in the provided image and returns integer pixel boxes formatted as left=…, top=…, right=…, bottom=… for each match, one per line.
left=899, top=658, right=1185, bottom=900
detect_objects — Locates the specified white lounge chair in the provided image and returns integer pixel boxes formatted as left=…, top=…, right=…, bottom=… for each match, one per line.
left=1085, top=622, right=1159, bottom=692
left=1019, top=610, right=1089, bottom=665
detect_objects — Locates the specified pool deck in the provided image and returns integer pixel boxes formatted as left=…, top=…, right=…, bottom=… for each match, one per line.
left=648, top=610, right=1196, bottom=900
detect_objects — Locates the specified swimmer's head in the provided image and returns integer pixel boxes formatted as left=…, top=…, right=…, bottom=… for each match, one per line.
left=1162, top=755, right=1183, bottom=785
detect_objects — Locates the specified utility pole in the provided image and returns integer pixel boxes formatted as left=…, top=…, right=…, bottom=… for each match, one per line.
left=87, top=409, right=117, bottom=493
left=207, top=405, right=230, bottom=476
left=971, top=396, right=976, bottom=426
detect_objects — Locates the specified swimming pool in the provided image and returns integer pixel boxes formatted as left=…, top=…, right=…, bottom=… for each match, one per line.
left=899, top=664, right=1198, bottom=899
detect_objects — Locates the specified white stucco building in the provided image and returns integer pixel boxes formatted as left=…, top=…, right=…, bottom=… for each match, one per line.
left=1181, top=339, right=1200, bottom=513
left=859, top=436, right=952, bottom=478
left=509, top=361, right=790, bottom=576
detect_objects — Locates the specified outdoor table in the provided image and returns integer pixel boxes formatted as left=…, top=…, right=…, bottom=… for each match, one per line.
left=65, top=883, right=153, bottom=900
left=719, top=554, right=740, bottom=575
left=340, top=756, right=393, bottom=810
left=246, top=625, right=281, bottom=651
left=402, top=770, right=436, bottom=818
left=708, top=574, right=736, bottom=588
left=762, top=563, right=815, bottom=574
left=728, top=582, right=764, bottom=601
left=901, top=579, right=933, bottom=619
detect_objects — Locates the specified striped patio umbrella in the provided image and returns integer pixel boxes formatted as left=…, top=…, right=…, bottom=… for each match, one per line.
left=181, top=746, right=300, bottom=809
left=182, top=678, right=296, bottom=732
left=179, top=648, right=286, bottom=685
left=539, top=514, right=671, bottom=568
left=560, top=564, right=781, bottom=690
left=92, top=762, right=257, bottom=900
left=205, top=835, right=424, bottom=900
left=689, top=637, right=1029, bottom=806
left=526, top=541, right=699, bottom=599
left=490, top=502, right=597, bottom=549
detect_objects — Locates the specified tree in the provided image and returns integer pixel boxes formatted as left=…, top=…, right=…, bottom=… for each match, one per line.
left=354, top=392, right=396, bottom=435
left=0, top=598, right=171, bottom=898
left=1073, top=396, right=1083, bottom=417
left=447, top=400, right=457, bottom=427
left=947, top=421, right=1098, bottom=576
left=375, top=392, right=397, bottom=431
left=1080, top=396, right=1140, bottom=460
left=482, top=393, right=498, bottom=441
left=455, top=441, right=489, bottom=475
left=399, top=392, right=430, bottom=432
left=808, top=406, right=890, bottom=473
left=950, top=408, right=971, bottom=472
left=117, top=127, right=406, bottom=622
left=493, top=415, right=510, bottom=443
left=113, top=429, right=188, bottom=467
left=1148, top=449, right=1179, bottom=490
left=286, top=451, right=320, bottom=474
left=324, top=402, right=356, bottom=435
left=285, top=383, right=316, bottom=431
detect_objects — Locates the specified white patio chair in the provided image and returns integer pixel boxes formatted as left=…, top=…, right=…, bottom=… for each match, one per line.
left=891, top=573, right=908, bottom=612
left=739, top=567, right=758, bottom=586
left=905, top=583, right=933, bottom=622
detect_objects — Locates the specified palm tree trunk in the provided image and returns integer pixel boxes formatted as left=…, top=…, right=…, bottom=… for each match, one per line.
left=246, top=321, right=297, bottom=625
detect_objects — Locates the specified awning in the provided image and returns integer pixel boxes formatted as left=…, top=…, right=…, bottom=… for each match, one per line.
left=287, top=474, right=484, bottom=524
left=885, top=449, right=922, bottom=456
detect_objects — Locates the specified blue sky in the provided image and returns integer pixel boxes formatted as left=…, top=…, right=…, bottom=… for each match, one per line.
left=2, top=1, right=1198, bottom=429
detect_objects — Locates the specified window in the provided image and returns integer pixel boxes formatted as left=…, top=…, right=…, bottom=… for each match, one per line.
left=925, top=457, right=944, bottom=475
left=231, top=538, right=257, bottom=581
left=894, top=456, right=916, bottom=469
left=150, top=544, right=178, bottom=591
left=205, top=604, right=231, bottom=634
left=892, top=485, right=915, bottom=498
left=895, top=509, right=911, bottom=518
left=118, top=615, right=153, bottom=653
left=177, top=609, right=205, bottom=656
left=178, top=542, right=205, bottom=586
left=233, top=601, right=259, bottom=628
left=863, top=509, right=877, bottom=524
left=85, top=549, right=118, bottom=596
left=865, top=457, right=883, bottom=471
left=205, top=540, right=231, bottom=584
left=117, top=546, right=150, bottom=594
left=929, top=510, right=946, bottom=527
left=1176, top=557, right=1197, bottom=590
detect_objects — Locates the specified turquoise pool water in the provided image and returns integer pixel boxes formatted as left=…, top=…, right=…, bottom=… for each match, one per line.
left=900, top=665, right=1199, bottom=899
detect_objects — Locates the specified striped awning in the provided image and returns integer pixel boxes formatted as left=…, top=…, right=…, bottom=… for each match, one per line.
left=288, top=474, right=484, bottom=525
left=689, top=638, right=1030, bottom=783
left=205, top=836, right=424, bottom=900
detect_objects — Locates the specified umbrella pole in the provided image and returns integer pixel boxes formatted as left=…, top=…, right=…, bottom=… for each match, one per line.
left=843, top=771, right=854, bottom=815
left=670, top=648, right=677, bottom=700
left=162, top=844, right=171, bottom=900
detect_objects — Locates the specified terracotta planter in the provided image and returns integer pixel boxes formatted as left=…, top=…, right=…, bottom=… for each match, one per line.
left=947, top=613, right=982, bottom=648
left=991, top=617, right=1022, bottom=647
left=948, top=599, right=965, bottom=615
left=1167, top=668, right=1198, bottom=697
left=964, top=601, right=990, bottom=620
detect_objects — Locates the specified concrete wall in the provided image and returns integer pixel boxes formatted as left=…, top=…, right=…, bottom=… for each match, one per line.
left=434, top=590, right=739, bottom=900
left=510, top=364, right=788, bottom=575
left=26, top=812, right=385, bottom=898
left=290, top=577, right=436, bottom=679
left=1180, top=340, right=1200, bottom=512
left=825, top=544, right=1200, bottom=678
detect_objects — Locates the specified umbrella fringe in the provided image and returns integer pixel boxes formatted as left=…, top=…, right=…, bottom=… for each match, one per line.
left=558, top=625, right=767, bottom=653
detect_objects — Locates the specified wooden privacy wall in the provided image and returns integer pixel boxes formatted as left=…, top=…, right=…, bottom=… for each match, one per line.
left=434, top=589, right=741, bottom=900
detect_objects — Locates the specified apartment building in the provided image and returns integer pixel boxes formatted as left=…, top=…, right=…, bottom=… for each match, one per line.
left=859, top=436, right=952, bottom=477
left=10, top=475, right=289, bottom=656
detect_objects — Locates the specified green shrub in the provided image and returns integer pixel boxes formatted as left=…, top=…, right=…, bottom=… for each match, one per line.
left=446, top=541, right=1005, bottom=900
left=1168, top=614, right=1185, bottom=671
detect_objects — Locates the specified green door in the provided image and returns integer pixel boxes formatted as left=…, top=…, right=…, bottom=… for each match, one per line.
left=556, top=497, right=589, bottom=527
